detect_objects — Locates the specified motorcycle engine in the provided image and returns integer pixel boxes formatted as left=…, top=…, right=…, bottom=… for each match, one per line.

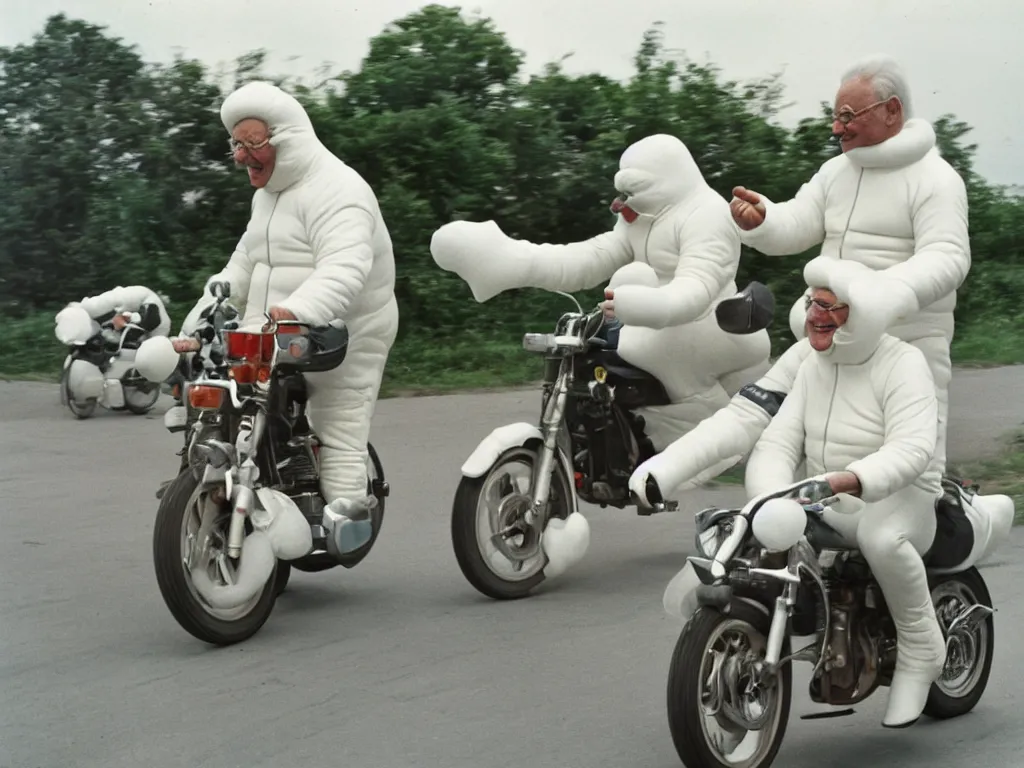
left=811, top=556, right=884, bottom=706
left=276, top=436, right=320, bottom=492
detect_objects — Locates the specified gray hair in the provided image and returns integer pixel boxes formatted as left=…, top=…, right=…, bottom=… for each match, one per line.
left=840, top=55, right=912, bottom=118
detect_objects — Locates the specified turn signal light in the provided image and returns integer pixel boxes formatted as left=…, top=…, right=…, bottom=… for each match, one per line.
left=188, top=385, right=224, bottom=411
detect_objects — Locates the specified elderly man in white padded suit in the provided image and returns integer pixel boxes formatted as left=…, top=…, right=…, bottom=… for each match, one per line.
left=430, top=132, right=772, bottom=459
left=176, top=81, right=399, bottom=560
left=671, top=256, right=1012, bottom=731
left=632, top=54, right=971, bottom=503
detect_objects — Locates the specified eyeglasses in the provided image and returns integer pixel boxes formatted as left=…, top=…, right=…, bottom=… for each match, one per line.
left=832, top=98, right=893, bottom=125
left=805, top=295, right=848, bottom=312
left=228, top=137, right=271, bottom=153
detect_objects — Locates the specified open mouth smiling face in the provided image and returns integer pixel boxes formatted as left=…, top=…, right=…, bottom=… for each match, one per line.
left=229, top=118, right=276, bottom=189
left=805, top=290, right=850, bottom=351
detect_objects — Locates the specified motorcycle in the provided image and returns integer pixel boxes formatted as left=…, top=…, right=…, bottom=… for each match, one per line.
left=662, top=473, right=1007, bottom=768
left=449, top=282, right=775, bottom=601
left=135, top=285, right=390, bottom=646
left=54, top=304, right=164, bottom=419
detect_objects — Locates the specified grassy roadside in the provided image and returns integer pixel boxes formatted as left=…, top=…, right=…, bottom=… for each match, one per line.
left=949, top=430, right=1024, bottom=525
left=6, top=312, right=1024, bottom=522
left=0, top=312, right=546, bottom=398
left=10, top=316, right=1024, bottom=396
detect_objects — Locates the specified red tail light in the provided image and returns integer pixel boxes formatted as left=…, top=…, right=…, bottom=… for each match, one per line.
left=223, top=330, right=276, bottom=384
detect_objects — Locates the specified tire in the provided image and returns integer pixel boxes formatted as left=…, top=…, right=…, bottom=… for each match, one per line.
left=123, top=382, right=161, bottom=415
left=667, top=601, right=793, bottom=768
left=450, top=443, right=573, bottom=601
left=273, top=561, right=291, bottom=596
left=60, top=366, right=96, bottom=420
left=330, top=441, right=388, bottom=569
left=923, top=567, right=995, bottom=719
left=152, top=469, right=279, bottom=646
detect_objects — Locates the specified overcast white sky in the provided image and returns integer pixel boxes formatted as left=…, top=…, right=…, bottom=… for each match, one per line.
left=3, top=0, right=1022, bottom=185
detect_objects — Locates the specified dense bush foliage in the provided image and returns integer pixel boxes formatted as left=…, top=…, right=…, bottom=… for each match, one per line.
left=2, top=7, right=1022, bottom=388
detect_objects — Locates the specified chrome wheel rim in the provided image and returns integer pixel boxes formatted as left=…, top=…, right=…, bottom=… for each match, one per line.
left=179, top=483, right=264, bottom=620
left=933, top=580, right=990, bottom=698
left=695, top=617, right=786, bottom=767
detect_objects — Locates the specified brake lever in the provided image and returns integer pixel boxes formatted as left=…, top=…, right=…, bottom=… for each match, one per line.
left=794, top=478, right=836, bottom=506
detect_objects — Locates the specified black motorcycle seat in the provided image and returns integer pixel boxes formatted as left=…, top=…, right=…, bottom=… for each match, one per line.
left=806, top=488, right=977, bottom=570
left=599, top=349, right=662, bottom=382
left=923, top=493, right=976, bottom=569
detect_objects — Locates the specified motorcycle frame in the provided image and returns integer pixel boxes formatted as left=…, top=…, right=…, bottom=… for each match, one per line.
left=521, top=297, right=674, bottom=531
left=522, top=305, right=603, bottom=532
left=685, top=478, right=839, bottom=678
left=683, top=477, right=997, bottom=691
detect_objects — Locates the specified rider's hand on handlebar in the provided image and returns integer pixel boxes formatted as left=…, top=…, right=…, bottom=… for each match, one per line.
left=796, top=471, right=861, bottom=505
left=172, top=337, right=201, bottom=353
left=729, top=187, right=767, bottom=231
left=824, top=471, right=862, bottom=498
left=264, top=306, right=299, bottom=332
left=600, top=289, right=616, bottom=320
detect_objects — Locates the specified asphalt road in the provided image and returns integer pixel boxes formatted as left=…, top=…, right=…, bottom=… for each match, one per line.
left=2, top=365, right=1023, bottom=768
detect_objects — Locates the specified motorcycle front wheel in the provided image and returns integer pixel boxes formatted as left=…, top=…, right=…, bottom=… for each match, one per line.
left=152, top=469, right=279, bottom=646
left=667, top=602, right=793, bottom=768
left=450, top=445, right=572, bottom=600
left=60, top=363, right=97, bottom=420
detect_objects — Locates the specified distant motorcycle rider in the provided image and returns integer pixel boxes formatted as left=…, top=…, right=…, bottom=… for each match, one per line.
left=73, top=284, right=172, bottom=349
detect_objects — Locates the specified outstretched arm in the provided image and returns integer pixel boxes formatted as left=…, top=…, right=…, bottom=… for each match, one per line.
left=738, top=168, right=830, bottom=256
left=744, top=364, right=811, bottom=498
left=79, top=285, right=151, bottom=322
left=611, top=197, right=740, bottom=329
left=520, top=225, right=635, bottom=294
left=430, top=218, right=633, bottom=303
left=844, top=346, right=938, bottom=502
left=630, top=340, right=813, bottom=500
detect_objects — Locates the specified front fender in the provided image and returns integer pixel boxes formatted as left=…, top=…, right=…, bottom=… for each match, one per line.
left=461, top=421, right=578, bottom=515
left=461, top=422, right=545, bottom=477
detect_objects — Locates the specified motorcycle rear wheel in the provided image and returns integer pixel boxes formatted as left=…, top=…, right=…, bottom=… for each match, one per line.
left=153, top=469, right=279, bottom=646
left=923, top=567, right=995, bottom=719
left=450, top=444, right=572, bottom=600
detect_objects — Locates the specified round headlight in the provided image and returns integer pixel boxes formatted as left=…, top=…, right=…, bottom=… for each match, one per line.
left=751, top=497, right=807, bottom=553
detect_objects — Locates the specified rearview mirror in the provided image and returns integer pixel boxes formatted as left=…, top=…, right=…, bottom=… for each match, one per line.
left=716, top=281, right=776, bottom=335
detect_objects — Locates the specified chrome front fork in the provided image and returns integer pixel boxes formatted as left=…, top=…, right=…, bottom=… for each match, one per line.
left=527, top=369, right=570, bottom=530
left=225, top=410, right=266, bottom=558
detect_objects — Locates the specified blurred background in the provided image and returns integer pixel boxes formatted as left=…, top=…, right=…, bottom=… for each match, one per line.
left=1, top=0, right=1021, bottom=393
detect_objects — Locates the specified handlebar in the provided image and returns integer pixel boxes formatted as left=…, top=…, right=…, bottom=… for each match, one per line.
left=740, top=475, right=836, bottom=517
left=697, top=475, right=837, bottom=581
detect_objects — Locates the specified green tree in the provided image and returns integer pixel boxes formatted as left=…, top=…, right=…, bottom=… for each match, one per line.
left=1, top=7, right=1022, bottom=386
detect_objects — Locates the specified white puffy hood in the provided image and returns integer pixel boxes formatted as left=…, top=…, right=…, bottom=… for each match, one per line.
left=613, top=133, right=710, bottom=217
left=221, top=81, right=327, bottom=194
left=802, top=256, right=890, bottom=365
